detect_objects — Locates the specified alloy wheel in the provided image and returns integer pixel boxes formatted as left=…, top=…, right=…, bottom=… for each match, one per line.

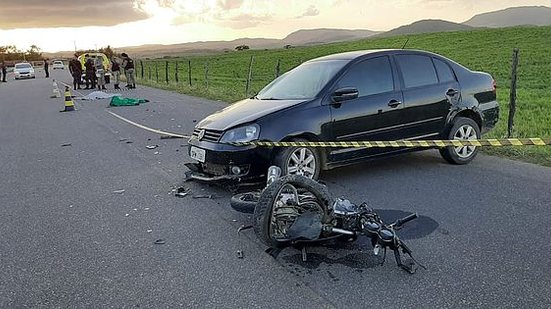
left=286, top=148, right=317, bottom=179
left=453, top=124, right=478, bottom=159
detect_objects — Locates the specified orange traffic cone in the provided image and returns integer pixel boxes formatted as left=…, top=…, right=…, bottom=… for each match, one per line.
left=61, top=87, right=75, bottom=112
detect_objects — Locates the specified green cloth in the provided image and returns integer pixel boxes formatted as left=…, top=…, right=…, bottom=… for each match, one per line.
left=109, top=96, right=149, bottom=107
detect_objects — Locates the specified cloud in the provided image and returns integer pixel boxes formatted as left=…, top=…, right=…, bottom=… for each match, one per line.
left=297, top=5, right=320, bottom=18
left=218, top=0, right=244, bottom=10
left=0, top=0, right=148, bottom=29
left=217, top=13, right=272, bottom=29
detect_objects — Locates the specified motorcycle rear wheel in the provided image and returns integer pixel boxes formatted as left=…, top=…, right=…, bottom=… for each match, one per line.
left=253, top=175, right=333, bottom=248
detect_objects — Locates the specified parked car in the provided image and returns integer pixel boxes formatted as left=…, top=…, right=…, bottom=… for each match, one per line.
left=52, top=60, right=65, bottom=70
left=187, top=49, right=499, bottom=181
left=13, top=63, right=36, bottom=80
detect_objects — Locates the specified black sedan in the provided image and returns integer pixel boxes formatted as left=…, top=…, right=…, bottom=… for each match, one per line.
left=187, top=49, right=499, bottom=181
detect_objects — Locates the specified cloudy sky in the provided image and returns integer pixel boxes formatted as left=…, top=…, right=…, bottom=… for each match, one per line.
left=0, top=0, right=550, bottom=52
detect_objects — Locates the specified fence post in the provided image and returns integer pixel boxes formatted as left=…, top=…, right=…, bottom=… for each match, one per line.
left=165, top=61, right=169, bottom=84
left=140, top=60, right=144, bottom=79
left=245, top=55, right=255, bottom=96
left=175, top=62, right=179, bottom=83
left=205, top=62, right=209, bottom=90
left=148, top=63, right=151, bottom=80
left=155, top=62, right=159, bottom=83
left=188, top=60, right=192, bottom=87
left=508, top=48, right=519, bottom=138
left=275, top=59, right=281, bottom=78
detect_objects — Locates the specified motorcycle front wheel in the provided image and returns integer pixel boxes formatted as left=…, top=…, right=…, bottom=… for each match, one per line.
left=253, top=175, right=333, bottom=248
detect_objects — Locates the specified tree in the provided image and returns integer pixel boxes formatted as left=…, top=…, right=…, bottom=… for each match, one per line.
left=235, top=45, right=250, bottom=51
left=26, top=45, right=43, bottom=61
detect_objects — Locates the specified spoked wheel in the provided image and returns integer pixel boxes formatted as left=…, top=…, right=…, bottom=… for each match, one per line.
left=273, top=139, right=321, bottom=180
left=253, top=175, right=333, bottom=248
left=440, top=117, right=481, bottom=165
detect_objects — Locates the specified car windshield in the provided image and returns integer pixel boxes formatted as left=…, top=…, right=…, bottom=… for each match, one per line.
left=256, top=60, right=348, bottom=100
left=15, top=64, right=32, bottom=69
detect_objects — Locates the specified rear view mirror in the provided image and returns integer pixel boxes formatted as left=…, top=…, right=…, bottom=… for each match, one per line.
left=332, top=87, right=359, bottom=103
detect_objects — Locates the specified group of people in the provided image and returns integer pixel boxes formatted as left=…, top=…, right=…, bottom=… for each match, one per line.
left=68, top=52, right=136, bottom=91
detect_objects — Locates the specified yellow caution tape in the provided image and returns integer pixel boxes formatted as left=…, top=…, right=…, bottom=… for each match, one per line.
left=230, top=138, right=551, bottom=148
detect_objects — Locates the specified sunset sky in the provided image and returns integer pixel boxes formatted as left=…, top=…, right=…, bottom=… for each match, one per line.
left=0, top=0, right=550, bottom=52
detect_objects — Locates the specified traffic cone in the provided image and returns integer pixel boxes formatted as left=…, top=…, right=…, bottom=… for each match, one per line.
left=61, top=87, right=75, bottom=112
left=51, top=80, right=61, bottom=98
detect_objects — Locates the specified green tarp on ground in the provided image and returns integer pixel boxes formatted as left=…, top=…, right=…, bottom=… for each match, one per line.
left=109, top=96, right=149, bottom=107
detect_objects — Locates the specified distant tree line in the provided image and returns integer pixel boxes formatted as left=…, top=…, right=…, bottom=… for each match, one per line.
left=0, top=45, right=43, bottom=61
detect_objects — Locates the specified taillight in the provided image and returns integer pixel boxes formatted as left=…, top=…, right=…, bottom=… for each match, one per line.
left=492, top=79, right=497, bottom=94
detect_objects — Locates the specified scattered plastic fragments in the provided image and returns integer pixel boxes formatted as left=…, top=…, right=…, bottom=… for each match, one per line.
left=125, top=214, right=130, bottom=217
left=175, top=187, right=189, bottom=198
left=113, top=189, right=126, bottom=194
left=61, top=143, right=72, bottom=147
left=193, top=194, right=215, bottom=199
left=237, top=250, right=244, bottom=259
left=147, top=230, right=153, bottom=233
left=154, top=239, right=166, bottom=245
left=146, top=145, right=158, bottom=150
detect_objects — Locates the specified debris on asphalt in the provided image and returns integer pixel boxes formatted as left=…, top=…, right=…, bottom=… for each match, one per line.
left=160, top=135, right=184, bottom=140
left=193, top=120, right=197, bottom=123
left=61, top=143, right=72, bottom=147
left=144, top=208, right=150, bottom=211
left=154, top=239, right=166, bottom=245
left=119, top=138, right=129, bottom=142
left=237, top=250, right=244, bottom=259
left=69, top=205, right=73, bottom=208
left=146, top=145, right=159, bottom=150
left=126, top=141, right=133, bottom=144
left=175, top=187, right=189, bottom=198
left=147, top=229, right=153, bottom=233
left=232, top=219, right=237, bottom=222
left=125, top=214, right=130, bottom=217
left=154, top=151, right=160, bottom=155
left=133, top=208, right=138, bottom=211
left=113, top=189, right=126, bottom=194
left=193, top=194, right=216, bottom=199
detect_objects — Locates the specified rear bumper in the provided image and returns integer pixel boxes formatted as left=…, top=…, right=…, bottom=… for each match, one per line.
left=480, top=101, right=499, bottom=134
left=187, top=137, right=272, bottom=181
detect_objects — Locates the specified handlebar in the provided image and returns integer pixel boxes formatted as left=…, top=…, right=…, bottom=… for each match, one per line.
left=393, top=213, right=418, bottom=229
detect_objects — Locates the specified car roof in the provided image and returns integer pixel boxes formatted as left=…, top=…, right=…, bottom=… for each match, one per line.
left=308, top=49, right=439, bottom=62
left=15, top=62, right=32, bottom=65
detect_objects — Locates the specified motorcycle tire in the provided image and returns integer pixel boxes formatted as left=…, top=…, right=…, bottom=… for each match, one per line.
left=230, top=192, right=260, bottom=214
left=253, top=175, right=333, bottom=248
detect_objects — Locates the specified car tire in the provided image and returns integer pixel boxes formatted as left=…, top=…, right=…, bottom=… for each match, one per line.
left=440, top=117, right=481, bottom=165
left=230, top=192, right=260, bottom=214
left=273, top=139, right=321, bottom=180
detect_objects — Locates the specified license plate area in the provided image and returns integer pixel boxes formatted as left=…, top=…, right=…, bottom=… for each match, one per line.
left=189, top=146, right=206, bottom=163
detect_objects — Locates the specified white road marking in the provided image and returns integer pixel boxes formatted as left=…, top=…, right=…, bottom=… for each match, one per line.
left=106, top=110, right=190, bottom=139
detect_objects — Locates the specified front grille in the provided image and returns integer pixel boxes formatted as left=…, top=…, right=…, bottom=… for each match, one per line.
left=193, top=128, right=224, bottom=142
left=201, top=163, right=227, bottom=176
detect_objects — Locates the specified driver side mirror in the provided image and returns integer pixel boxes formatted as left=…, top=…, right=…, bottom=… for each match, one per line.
left=332, top=87, right=359, bottom=103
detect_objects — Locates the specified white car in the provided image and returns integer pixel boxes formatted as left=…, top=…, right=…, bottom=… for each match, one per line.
left=52, top=61, right=64, bottom=70
left=14, top=63, right=36, bottom=80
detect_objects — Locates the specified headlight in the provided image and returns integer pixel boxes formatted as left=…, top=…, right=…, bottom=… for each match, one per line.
left=220, top=124, right=260, bottom=143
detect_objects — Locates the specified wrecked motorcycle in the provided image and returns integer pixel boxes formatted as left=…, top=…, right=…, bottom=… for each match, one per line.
left=243, top=167, right=424, bottom=274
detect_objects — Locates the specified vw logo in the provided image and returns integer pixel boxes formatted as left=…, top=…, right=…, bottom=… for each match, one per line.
left=198, top=129, right=206, bottom=141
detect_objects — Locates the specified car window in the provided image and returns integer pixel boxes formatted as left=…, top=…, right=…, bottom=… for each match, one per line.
left=256, top=60, right=348, bottom=100
left=433, top=58, right=456, bottom=83
left=337, top=56, right=394, bottom=97
left=15, top=64, right=32, bottom=69
left=396, top=55, right=438, bottom=88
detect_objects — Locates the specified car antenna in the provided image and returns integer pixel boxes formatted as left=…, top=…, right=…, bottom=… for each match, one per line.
left=401, top=38, right=410, bottom=49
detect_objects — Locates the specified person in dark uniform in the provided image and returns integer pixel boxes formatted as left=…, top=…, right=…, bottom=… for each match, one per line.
left=0, top=61, right=6, bottom=82
left=68, top=54, right=82, bottom=90
left=121, top=53, right=136, bottom=89
left=111, top=57, right=121, bottom=90
left=84, top=54, right=96, bottom=89
left=44, top=59, right=50, bottom=78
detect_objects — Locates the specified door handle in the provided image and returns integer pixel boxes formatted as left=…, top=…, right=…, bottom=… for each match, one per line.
left=388, top=99, right=402, bottom=108
left=446, top=89, right=459, bottom=96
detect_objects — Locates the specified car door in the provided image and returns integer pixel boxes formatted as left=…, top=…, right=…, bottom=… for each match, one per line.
left=395, top=54, right=459, bottom=139
left=327, top=56, right=405, bottom=163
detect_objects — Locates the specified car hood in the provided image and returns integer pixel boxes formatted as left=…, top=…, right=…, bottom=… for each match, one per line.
left=197, top=98, right=306, bottom=131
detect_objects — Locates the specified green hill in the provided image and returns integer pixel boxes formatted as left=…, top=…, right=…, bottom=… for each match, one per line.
left=138, top=26, right=551, bottom=166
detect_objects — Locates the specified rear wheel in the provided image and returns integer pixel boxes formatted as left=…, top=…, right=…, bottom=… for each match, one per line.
left=440, top=117, right=481, bottom=165
left=273, top=139, right=321, bottom=180
left=253, top=175, right=333, bottom=248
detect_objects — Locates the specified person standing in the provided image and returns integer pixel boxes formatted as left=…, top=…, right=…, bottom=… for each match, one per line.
left=44, top=59, right=50, bottom=78
left=111, top=57, right=121, bottom=90
left=121, top=53, right=136, bottom=89
left=0, top=61, right=6, bottom=82
left=68, top=54, right=82, bottom=90
left=95, top=56, right=106, bottom=90
left=84, top=55, right=96, bottom=89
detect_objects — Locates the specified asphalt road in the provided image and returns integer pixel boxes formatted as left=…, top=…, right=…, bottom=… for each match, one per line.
left=1, top=69, right=551, bottom=308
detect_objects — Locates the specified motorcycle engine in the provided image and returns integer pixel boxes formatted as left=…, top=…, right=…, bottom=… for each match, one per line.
left=333, top=198, right=361, bottom=230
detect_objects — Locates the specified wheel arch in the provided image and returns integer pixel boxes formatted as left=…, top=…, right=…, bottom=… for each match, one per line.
left=276, top=133, right=328, bottom=169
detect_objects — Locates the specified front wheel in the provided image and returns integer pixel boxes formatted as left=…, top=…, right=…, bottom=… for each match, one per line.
left=440, top=117, right=481, bottom=165
left=273, top=139, right=321, bottom=180
left=253, top=175, right=333, bottom=248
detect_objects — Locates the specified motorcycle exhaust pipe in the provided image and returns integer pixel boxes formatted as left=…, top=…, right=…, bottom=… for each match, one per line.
left=331, top=228, right=356, bottom=236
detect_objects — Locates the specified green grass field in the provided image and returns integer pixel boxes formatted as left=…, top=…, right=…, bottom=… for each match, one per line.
left=137, top=26, right=551, bottom=166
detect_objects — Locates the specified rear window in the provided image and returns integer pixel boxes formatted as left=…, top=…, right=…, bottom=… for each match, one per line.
left=396, top=55, right=438, bottom=88
left=433, top=58, right=456, bottom=83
